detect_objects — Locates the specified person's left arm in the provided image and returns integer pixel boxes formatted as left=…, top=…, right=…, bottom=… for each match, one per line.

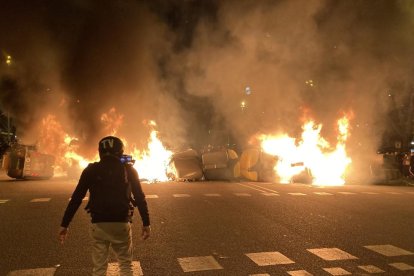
left=127, top=165, right=151, bottom=240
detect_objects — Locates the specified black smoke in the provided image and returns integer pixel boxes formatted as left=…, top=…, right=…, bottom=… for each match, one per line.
left=1, top=0, right=414, bottom=167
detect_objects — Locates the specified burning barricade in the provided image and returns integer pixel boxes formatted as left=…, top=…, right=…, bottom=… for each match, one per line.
left=168, top=149, right=203, bottom=181
left=21, top=108, right=353, bottom=186
left=239, top=148, right=278, bottom=182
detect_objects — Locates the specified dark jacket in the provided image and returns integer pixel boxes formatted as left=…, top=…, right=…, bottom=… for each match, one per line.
left=61, top=156, right=150, bottom=228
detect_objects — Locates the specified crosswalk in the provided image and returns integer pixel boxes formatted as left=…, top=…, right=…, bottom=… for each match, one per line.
left=0, top=189, right=413, bottom=204
left=6, top=244, right=414, bottom=275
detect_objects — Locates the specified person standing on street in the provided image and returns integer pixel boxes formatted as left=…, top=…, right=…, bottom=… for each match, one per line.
left=58, top=136, right=151, bottom=276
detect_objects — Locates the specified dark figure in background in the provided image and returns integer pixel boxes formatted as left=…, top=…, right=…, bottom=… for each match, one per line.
left=409, top=150, right=414, bottom=178
left=402, top=153, right=411, bottom=177
left=58, top=136, right=151, bottom=276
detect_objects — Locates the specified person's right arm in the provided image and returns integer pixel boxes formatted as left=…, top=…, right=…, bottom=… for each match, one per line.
left=60, top=165, right=92, bottom=228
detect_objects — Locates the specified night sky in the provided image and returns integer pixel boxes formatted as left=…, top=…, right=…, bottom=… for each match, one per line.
left=1, top=0, right=414, bottom=163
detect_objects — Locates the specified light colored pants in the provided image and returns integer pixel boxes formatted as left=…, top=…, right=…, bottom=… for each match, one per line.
left=89, top=222, right=133, bottom=276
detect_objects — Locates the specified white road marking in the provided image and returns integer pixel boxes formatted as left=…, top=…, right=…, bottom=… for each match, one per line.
left=364, top=245, right=414, bottom=256
left=234, top=193, right=252, bottom=197
left=314, top=192, right=333, bottom=196
left=30, top=198, right=51, bottom=202
left=261, top=193, right=279, bottom=196
left=337, top=192, right=356, bottom=195
left=288, top=193, right=307, bottom=196
left=0, top=199, right=10, bottom=204
left=386, top=192, right=402, bottom=195
left=145, top=195, right=159, bottom=199
left=204, top=193, right=221, bottom=197
left=358, top=265, right=385, bottom=273
left=107, top=261, right=143, bottom=275
left=7, top=267, right=57, bottom=276
left=323, top=267, right=351, bottom=275
left=178, top=256, right=223, bottom=272
left=287, top=270, right=313, bottom=276
left=362, top=192, right=379, bottom=195
left=389, top=262, right=414, bottom=271
left=173, top=194, right=191, bottom=198
left=68, top=197, right=88, bottom=201
left=246, top=251, right=295, bottom=266
left=247, top=183, right=279, bottom=193
left=307, top=248, right=358, bottom=261
left=238, top=183, right=278, bottom=194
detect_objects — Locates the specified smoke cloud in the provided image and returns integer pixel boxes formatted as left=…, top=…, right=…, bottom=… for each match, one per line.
left=1, top=0, right=414, bottom=177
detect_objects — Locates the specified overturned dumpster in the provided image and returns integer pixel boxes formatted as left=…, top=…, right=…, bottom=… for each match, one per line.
left=2, top=144, right=55, bottom=180
left=169, top=149, right=203, bottom=181
left=201, top=149, right=240, bottom=181
left=239, top=148, right=277, bottom=182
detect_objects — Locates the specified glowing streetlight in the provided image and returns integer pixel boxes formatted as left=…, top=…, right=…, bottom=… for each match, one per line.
left=240, top=100, right=247, bottom=110
left=6, top=55, right=12, bottom=65
left=305, top=80, right=314, bottom=87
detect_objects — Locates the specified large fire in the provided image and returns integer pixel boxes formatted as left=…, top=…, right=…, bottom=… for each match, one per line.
left=259, top=115, right=352, bottom=186
left=37, top=109, right=352, bottom=185
left=38, top=111, right=173, bottom=182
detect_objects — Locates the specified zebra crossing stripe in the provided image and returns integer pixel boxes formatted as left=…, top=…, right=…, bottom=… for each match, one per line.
left=323, top=267, right=351, bottom=275
left=287, top=270, right=313, bottom=275
left=107, top=261, right=143, bottom=275
left=7, top=267, right=57, bottom=276
left=173, top=194, right=190, bottom=198
left=314, top=192, right=333, bottom=196
left=358, top=265, right=385, bottom=273
left=145, top=195, right=159, bottom=199
left=30, top=198, right=51, bottom=202
left=68, top=197, right=88, bottom=201
left=337, top=192, right=356, bottom=195
left=364, top=245, right=414, bottom=256
left=307, top=248, right=358, bottom=261
left=177, top=256, right=223, bottom=272
left=389, top=262, right=414, bottom=271
left=288, top=193, right=307, bottom=196
left=362, top=192, right=379, bottom=195
left=0, top=199, right=9, bottom=204
left=246, top=251, right=295, bottom=266
left=386, top=192, right=402, bottom=195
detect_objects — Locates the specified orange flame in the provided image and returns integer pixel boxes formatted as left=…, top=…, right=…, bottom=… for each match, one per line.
left=131, top=127, right=173, bottom=182
left=260, top=116, right=352, bottom=186
left=38, top=111, right=173, bottom=181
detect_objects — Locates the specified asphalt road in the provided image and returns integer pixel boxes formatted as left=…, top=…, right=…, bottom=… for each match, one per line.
left=0, top=175, right=413, bottom=276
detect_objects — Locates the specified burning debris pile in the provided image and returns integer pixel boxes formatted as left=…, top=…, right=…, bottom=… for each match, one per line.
left=29, top=108, right=353, bottom=186
left=259, top=115, right=352, bottom=186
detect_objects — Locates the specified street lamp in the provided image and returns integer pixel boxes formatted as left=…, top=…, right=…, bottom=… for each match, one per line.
left=6, top=55, right=12, bottom=66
